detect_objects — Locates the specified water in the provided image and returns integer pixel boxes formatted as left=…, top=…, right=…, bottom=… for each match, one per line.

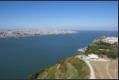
left=0, top=31, right=117, bottom=79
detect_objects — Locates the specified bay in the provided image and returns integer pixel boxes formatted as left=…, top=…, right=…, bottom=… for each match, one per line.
left=0, top=31, right=117, bottom=79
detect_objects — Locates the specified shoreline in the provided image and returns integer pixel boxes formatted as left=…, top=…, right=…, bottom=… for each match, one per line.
left=0, top=30, right=77, bottom=39
left=29, top=36, right=118, bottom=79
left=76, top=36, right=118, bottom=79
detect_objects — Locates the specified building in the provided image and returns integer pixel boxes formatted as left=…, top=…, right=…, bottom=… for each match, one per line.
left=87, top=54, right=99, bottom=59
left=81, top=54, right=99, bottom=60
left=102, top=37, right=118, bottom=44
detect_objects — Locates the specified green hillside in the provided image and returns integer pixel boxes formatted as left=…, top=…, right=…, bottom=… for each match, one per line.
left=84, top=37, right=118, bottom=59
left=28, top=36, right=118, bottom=79
left=28, top=56, right=90, bottom=79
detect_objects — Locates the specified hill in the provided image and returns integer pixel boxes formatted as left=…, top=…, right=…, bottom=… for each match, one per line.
left=84, top=36, right=118, bottom=59
left=28, top=56, right=90, bottom=79
left=28, top=36, right=118, bottom=79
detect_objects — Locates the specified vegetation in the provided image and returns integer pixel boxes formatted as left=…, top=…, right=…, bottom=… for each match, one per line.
left=28, top=36, right=118, bottom=79
left=84, top=38, right=118, bottom=59
left=28, top=56, right=90, bottom=79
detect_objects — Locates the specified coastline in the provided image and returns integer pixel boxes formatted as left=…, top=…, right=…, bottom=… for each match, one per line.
left=29, top=36, right=118, bottom=79
left=0, top=30, right=77, bottom=39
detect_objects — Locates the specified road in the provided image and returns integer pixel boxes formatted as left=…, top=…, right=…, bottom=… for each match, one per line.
left=76, top=55, right=95, bottom=79
left=83, top=60, right=96, bottom=79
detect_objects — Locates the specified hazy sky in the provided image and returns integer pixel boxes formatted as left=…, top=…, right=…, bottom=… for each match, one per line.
left=0, top=1, right=118, bottom=31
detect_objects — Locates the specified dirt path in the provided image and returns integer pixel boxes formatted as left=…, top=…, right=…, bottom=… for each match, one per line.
left=76, top=55, right=96, bottom=79
left=76, top=55, right=118, bottom=79
left=90, top=59, right=118, bottom=79
left=90, top=61, right=109, bottom=79
left=108, top=59, right=118, bottom=78
left=84, top=60, right=96, bottom=79
left=106, top=63, right=113, bottom=79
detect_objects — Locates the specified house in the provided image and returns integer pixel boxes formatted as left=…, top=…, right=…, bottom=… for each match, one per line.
left=102, top=37, right=118, bottom=44
left=81, top=54, right=99, bottom=60
left=87, top=54, right=99, bottom=59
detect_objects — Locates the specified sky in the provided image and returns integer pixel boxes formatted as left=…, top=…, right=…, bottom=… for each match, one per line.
left=0, top=1, right=118, bottom=31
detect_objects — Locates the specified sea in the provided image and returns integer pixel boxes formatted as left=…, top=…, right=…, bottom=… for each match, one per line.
left=0, top=31, right=118, bottom=79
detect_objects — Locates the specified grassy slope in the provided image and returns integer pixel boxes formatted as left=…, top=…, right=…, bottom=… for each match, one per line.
left=84, top=37, right=118, bottom=59
left=28, top=36, right=117, bottom=79
left=28, top=56, right=90, bottom=79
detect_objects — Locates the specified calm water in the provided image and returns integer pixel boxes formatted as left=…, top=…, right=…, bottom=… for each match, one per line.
left=0, top=31, right=117, bottom=79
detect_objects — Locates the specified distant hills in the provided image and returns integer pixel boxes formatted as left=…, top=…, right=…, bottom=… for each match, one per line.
left=0, top=30, right=77, bottom=39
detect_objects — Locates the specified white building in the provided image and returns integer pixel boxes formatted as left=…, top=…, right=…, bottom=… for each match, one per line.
left=81, top=54, right=99, bottom=60
left=87, top=54, right=99, bottom=59
left=102, top=37, right=118, bottom=44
